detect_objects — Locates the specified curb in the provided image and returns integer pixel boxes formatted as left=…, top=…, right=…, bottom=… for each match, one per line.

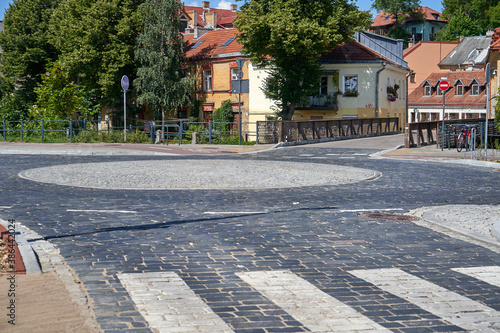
left=0, top=219, right=41, bottom=274
left=407, top=207, right=500, bottom=253
left=493, top=222, right=500, bottom=243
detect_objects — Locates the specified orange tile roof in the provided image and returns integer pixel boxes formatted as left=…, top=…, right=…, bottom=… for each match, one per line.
left=184, top=6, right=237, bottom=28
left=408, top=71, right=487, bottom=107
left=184, top=28, right=242, bottom=59
left=372, top=7, right=444, bottom=28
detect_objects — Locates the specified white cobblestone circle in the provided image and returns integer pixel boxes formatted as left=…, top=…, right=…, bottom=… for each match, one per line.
left=19, top=160, right=379, bottom=190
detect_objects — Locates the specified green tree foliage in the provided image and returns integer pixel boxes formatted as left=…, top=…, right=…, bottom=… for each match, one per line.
left=49, top=0, right=142, bottom=106
left=372, top=0, right=423, bottom=41
left=436, top=10, right=483, bottom=41
left=235, top=0, right=371, bottom=120
left=28, top=62, right=99, bottom=121
left=134, top=0, right=193, bottom=125
left=441, top=0, right=500, bottom=38
left=0, top=0, right=59, bottom=110
left=213, top=100, right=234, bottom=132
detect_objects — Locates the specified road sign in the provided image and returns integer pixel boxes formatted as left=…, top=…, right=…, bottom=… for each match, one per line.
left=121, top=75, right=129, bottom=91
left=439, top=80, right=449, bottom=91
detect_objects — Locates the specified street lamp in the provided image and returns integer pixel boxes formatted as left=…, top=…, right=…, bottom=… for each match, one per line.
left=236, top=59, right=245, bottom=146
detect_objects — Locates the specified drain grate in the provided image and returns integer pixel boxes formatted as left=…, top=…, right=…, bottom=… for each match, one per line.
left=359, top=212, right=420, bottom=222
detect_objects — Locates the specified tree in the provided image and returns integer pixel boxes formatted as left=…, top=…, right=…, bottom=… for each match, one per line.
left=235, top=0, right=371, bottom=120
left=28, top=62, right=99, bottom=121
left=213, top=100, right=234, bottom=132
left=0, top=0, right=59, bottom=112
left=49, top=0, right=142, bottom=107
left=436, top=10, right=483, bottom=41
left=372, top=0, right=424, bottom=40
left=134, top=0, right=193, bottom=133
left=440, top=0, right=500, bottom=37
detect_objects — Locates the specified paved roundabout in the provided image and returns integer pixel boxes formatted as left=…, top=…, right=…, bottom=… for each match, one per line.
left=19, top=159, right=379, bottom=190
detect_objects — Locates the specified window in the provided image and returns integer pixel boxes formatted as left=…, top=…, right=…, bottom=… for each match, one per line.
left=191, top=40, right=205, bottom=49
left=319, top=76, right=328, bottom=95
left=203, top=69, right=212, bottom=91
left=437, top=87, right=443, bottom=95
left=424, top=85, right=431, bottom=96
left=455, top=84, right=463, bottom=96
left=222, top=37, right=236, bottom=46
left=410, top=73, right=415, bottom=83
left=343, top=75, right=358, bottom=96
left=471, top=84, right=479, bottom=95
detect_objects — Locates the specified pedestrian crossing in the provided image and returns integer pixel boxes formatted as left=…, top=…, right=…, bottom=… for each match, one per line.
left=118, top=266, right=500, bottom=333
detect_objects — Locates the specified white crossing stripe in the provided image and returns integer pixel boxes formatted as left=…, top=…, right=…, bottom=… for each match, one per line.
left=349, top=268, right=500, bottom=332
left=236, top=270, right=391, bottom=332
left=118, top=272, right=234, bottom=333
left=0, top=206, right=12, bottom=209
left=452, top=266, right=500, bottom=288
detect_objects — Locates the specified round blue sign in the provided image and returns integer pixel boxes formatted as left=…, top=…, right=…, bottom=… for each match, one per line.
left=121, top=75, right=129, bottom=91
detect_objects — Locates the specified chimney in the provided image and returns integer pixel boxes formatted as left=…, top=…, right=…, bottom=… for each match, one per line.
left=194, top=27, right=200, bottom=39
left=231, top=4, right=237, bottom=12
left=192, top=9, right=197, bottom=27
left=202, top=1, right=209, bottom=9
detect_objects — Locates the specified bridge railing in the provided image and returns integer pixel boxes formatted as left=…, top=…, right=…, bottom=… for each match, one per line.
left=257, top=117, right=400, bottom=144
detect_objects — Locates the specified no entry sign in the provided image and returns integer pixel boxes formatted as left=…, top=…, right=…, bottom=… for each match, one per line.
left=439, top=80, right=449, bottom=91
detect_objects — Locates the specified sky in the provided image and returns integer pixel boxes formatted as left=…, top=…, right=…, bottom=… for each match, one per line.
left=0, top=0, right=444, bottom=21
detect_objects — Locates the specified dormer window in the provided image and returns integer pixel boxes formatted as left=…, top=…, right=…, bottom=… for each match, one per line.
left=424, top=85, right=431, bottom=96
left=455, top=84, right=463, bottom=96
left=437, top=87, right=444, bottom=95
left=471, top=84, right=480, bottom=96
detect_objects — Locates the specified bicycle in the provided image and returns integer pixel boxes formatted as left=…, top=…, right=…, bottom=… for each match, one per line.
left=456, top=126, right=474, bottom=152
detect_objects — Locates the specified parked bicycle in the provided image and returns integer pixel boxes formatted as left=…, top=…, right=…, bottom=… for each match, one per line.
left=456, top=125, right=476, bottom=152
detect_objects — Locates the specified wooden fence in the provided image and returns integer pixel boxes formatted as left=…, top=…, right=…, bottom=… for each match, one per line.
left=257, top=117, right=399, bottom=144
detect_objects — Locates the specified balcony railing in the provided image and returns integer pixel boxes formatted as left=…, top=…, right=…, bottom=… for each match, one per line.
left=297, top=93, right=338, bottom=110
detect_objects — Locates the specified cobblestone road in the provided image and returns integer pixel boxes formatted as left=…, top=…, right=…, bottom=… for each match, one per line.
left=0, top=141, right=499, bottom=332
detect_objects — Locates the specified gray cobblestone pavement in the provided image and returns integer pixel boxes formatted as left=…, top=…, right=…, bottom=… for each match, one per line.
left=0, top=135, right=499, bottom=333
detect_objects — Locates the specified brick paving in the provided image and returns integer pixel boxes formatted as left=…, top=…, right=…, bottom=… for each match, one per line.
left=0, top=137, right=498, bottom=332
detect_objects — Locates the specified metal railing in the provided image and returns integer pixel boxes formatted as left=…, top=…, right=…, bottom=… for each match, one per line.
left=404, top=119, right=499, bottom=149
left=0, top=119, right=257, bottom=144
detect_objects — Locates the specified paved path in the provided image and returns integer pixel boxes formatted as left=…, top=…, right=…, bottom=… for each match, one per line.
left=0, top=134, right=499, bottom=333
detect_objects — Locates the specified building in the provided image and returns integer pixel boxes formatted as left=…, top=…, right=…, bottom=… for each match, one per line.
left=184, top=29, right=410, bottom=138
left=182, top=1, right=238, bottom=34
left=370, top=7, right=447, bottom=44
left=247, top=32, right=410, bottom=130
left=403, top=41, right=459, bottom=93
left=438, top=36, right=492, bottom=71
left=408, top=71, right=487, bottom=122
left=487, top=28, right=500, bottom=115
left=184, top=28, right=249, bottom=128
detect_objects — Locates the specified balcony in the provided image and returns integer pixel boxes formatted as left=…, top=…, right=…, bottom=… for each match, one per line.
left=296, top=93, right=338, bottom=111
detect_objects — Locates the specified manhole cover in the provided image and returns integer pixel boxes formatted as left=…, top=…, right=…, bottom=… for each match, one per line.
left=359, top=212, right=420, bottom=222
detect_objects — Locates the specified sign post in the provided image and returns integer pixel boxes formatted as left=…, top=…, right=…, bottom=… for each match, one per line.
left=236, top=59, right=245, bottom=146
left=439, top=78, right=449, bottom=151
left=121, top=75, right=129, bottom=142
left=485, top=63, right=491, bottom=160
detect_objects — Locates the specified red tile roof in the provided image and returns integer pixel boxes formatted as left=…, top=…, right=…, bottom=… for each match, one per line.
left=184, top=6, right=237, bottom=28
left=184, top=28, right=242, bottom=59
left=409, top=71, right=487, bottom=107
left=320, top=40, right=397, bottom=66
left=372, top=7, right=444, bottom=28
